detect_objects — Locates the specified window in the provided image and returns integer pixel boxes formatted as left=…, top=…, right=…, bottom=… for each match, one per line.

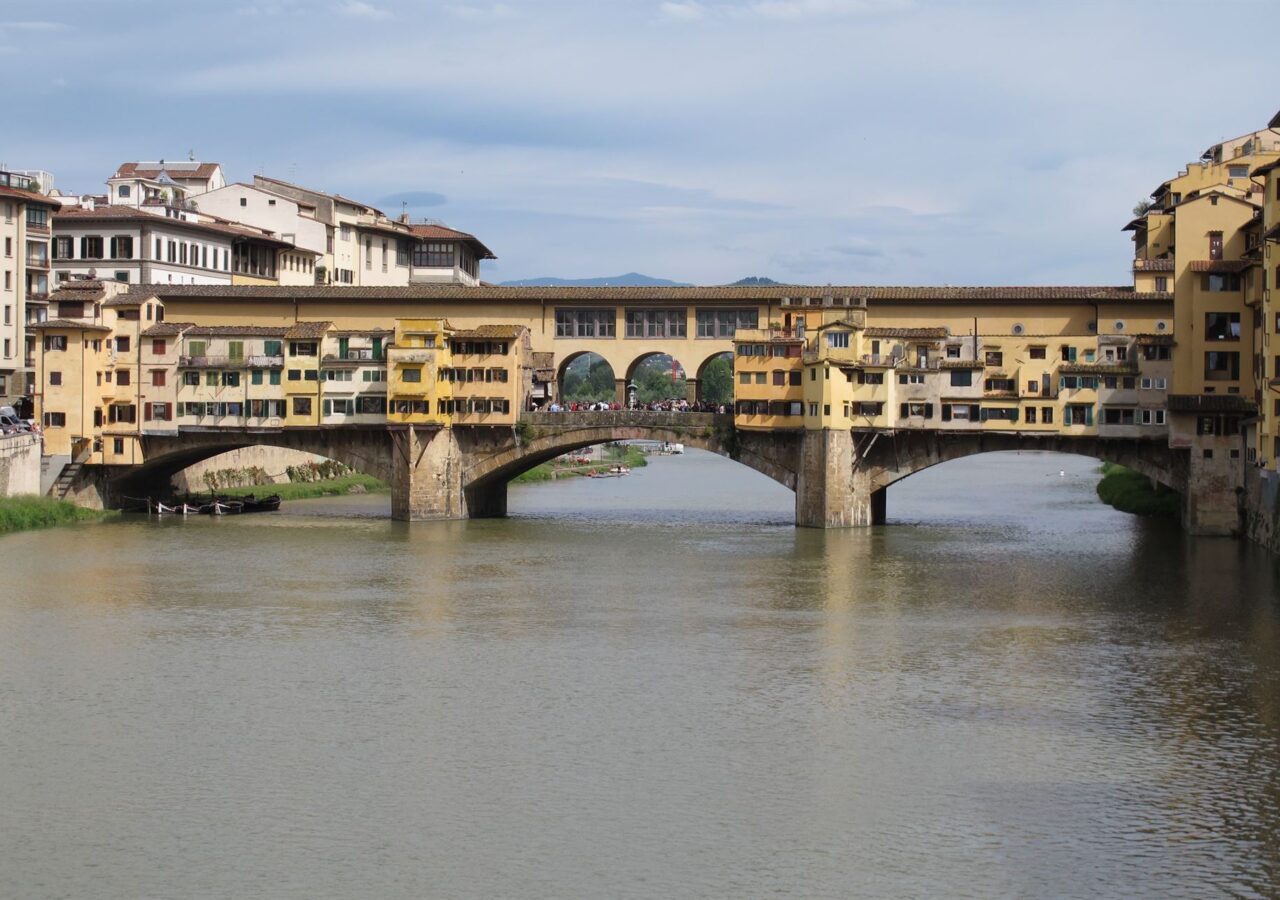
left=1042, top=406, right=1053, bottom=424
left=304, top=370, right=318, bottom=381
left=116, top=369, right=130, bottom=386
left=288, top=370, right=302, bottom=381
left=554, top=309, right=616, bottom=338
left=44, top=335, right=67, bottom=351
left=53, top=236, right=72, bottom=259
left=402, top=368, right=423, bottom=383
left=110, top=236, right=133, bottom=259
left=1028, top=346, right=1046, bottom=360
left=381, top=240, right=388, bottom=272
left=624, top=309, right=687, bottom=338
left=43, top=411, right=65, bottom=427
left=985, top=351, right=1003, bottom=367
left=289, top=341, right=317, bottom=356
left=80, top=236, right=104, bottom=259
left=222, top=372, right=240, bottom=387
left=292, top=398, right=312, bottom=416
left=946, top=344, right=961, bottom=359
left=980, top=407, right=1018, bottom=422
left=1155, top=276, right=1168, bottom=292
left=949, top=370, right=973, bottom=387
left=696, top=308, right=759, bottom=338
left=1205, top=312, right=1241, bottom=341
left=1025, top=407, right=1037, bottom=424
left=738, top=372, right=750, bottom=385
left=115, top=336, right=130, bottom=353
left=1203, top=273, right=1241, bottom=292
left=1208, top=231, right=1223, bottom=261
left=48, top=371, right=62, bottom=385
left=108, top=404, right=137, bottom=424
left=826, top=331, right=850, bottom=349
left=413, top=242, right=454, bottom=267
left=1204, top=351, right=1240, bottom=381
left=1027, top=379, right=1039, bottom=394
left=396, top=240, right=410, bottom=266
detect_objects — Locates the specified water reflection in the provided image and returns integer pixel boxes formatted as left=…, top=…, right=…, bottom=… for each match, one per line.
left=1, top=451, right=1278, bottom=898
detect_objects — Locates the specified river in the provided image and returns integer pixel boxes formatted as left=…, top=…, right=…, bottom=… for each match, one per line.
left=2, top=451, right=1278, bottom=898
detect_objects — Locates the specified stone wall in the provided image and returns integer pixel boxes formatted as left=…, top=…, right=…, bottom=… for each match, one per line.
left=168, top=446, right=327, bottom=492
left=1244, top=467, right=1280, bottom=555
left=0, top=433, right=42, bottom=496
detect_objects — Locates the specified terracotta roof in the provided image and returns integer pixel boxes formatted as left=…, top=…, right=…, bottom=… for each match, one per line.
left=142, top=322, right=195, bottom=336
left=1189, top=259, right=1252, bottom=273
left=328, top=328, right=394, bottom=337
left=451, top=324, right=525, bottom=339
left=283, top=321, right=333, bottom=339
left=113, top=162, right=221, bottom=181
left=53, top=279, right=105, bottom=292
left=1270, top=110, right=1280, bottom=130
left=31, top=318, right=112, bottom=332
left=1134, top=333, right=1174, bottom=346
left=131, top=284, right=1173, bottom=308
left=939, top=359, right=985, bottom=369
left=54, top=205, right=291, bottom=244
left=1132, top=258, right=1173, bottom=272
left=185, top=325, right=289, bottom=336
left=1059, top=363, right=1139, bottom=376
left=0, top=185, right=57, bottom=207
left=409, top=223, right=496, bottom=259
left=49, top=285, right=106, bottom=303
left=863, top=327, right=949, bottom=339
left=1167, top=394, right=1255, bottom=414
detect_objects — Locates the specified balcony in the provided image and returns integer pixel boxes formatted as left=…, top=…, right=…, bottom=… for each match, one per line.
left=180, top=355, right=243, bottom=368
left=245, top=354, right=284, bottom=368
left=25, top=255, right=49, bottom=270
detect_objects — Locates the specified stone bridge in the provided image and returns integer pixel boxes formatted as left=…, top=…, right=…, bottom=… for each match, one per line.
left=82, top=412, right=1212, bottom=531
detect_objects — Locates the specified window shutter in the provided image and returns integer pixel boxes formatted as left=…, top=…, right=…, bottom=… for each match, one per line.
left=899, top=403, right=908, bottom=418
left=924, top=403, right=934, bottom=419
left=941, top=404, right=951, bottom=422
left=970, top=404, right=981, bottom=420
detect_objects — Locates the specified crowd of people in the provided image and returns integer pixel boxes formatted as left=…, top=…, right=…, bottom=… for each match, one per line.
left=538, top=399, right=729, bottom=414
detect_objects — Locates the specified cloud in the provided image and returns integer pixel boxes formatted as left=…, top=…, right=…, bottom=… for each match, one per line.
left=0, top=20, right=65, bottom=31
left=744, top=0, right=911, bottom=18
left=659, top=2, right=706, bottom=20
left=450, top=3, right=518, bottom=20
left=334, top=1, right=389, bottom=19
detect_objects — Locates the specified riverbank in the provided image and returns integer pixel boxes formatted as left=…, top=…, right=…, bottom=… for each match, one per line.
left=513, top=446, right=649, bottom=484
left=1097, top=463, right=1181, bottom=518
left=203, top=473, right=388, bottom=501
left=0, top=496, right=118, bottom=535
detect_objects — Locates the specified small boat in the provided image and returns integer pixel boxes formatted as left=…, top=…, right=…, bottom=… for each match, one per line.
left=198, top=499, right=244, bottom=516
left=239, top=494, right=282, bottom=513
left=152, top=500, right=197, bottom=516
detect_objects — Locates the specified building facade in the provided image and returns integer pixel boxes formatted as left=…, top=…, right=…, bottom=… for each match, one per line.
left=0, top=170, right=57, bottom=402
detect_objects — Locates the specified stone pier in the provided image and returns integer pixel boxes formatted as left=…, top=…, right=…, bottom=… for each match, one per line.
left=795, top=428, right=883, bottom=527
left=389, top=426, right=467, bottom=521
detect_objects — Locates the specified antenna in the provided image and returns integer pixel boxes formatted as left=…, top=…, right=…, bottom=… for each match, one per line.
left=188, top=149, right=195, bottom=161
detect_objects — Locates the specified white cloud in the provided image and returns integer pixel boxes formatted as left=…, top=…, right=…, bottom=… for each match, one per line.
left=659, top=2, right=706, bottom=21
left=335, top=1, right=390, bottom=19
left=450, top=3, right=519, bottom=21
left=0, top=20, right=65, bottom=32
left=744, top=0, right=911, bottom=18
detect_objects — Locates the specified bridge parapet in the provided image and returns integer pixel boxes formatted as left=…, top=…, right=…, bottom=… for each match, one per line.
left=520, top=411, right=730, bottom=430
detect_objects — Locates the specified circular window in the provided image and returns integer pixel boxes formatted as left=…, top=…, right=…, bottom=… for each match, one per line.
left=1156, top=320, right=1168, bottom=332
left=1011, top=323, right=1025, bottom=335
left=1087, top=320, right=1097, bottom=333
left=1114, top=320, right=1125, bottom=331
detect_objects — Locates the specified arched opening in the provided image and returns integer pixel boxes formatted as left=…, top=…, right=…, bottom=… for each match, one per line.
left=695, top=351, right=734, bottom=407
left=558, top=351, right=618, bottom=406
left=625, top=353, right=688, bottom=407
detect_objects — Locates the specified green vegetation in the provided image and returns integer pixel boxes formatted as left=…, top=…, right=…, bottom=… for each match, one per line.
left=204, top=473, right=388, bottom=501
left=562, top=354, right=618, bottom=403
left=512, top=444, right=649, bottom=484
left=1096, top=463, right=1181, bottom=518
left=632, top=354, right=686, bottom=403
left=699, top=354, right=733, bottom=406
left=0, top=496, right=117, bottom=535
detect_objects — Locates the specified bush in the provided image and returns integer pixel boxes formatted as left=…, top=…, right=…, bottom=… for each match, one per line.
left=0, top=496, right=115, bottom=535
left=1097, top=465, right=1181, bottom=518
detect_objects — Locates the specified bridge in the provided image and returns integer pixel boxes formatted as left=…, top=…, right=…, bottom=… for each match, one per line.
left=86, top=411, right=1199, bottom=529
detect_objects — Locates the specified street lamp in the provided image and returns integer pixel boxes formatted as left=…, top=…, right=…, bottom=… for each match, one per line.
left=626, top=381, right=638, bottom=409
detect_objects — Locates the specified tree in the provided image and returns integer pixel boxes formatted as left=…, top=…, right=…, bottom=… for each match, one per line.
left=1132, top=198, right=1154, bottom=217
left=699, top=355, right=733, bottom=405
left=561, top=354, right=616, bottom=402
left=632, top=354, right=685, bottom=403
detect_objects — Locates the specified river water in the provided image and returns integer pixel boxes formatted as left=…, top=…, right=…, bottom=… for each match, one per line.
left=2, top=451, right=1279, bottom=899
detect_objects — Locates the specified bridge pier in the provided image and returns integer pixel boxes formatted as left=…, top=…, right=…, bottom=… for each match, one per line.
left=1181, top=440, right=1243, bottom=536
left=795, top=428, right=880, bottom=528
left=390, top=426, right=467, bottom=522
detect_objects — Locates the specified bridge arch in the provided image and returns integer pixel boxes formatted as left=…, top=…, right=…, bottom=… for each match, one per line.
left=860, top=431, right=1185, bottom=496
left=461, top=414, right=799, bottom=500
left=693, top=350, right=734, bottom=405
left=111, top=427, right=397, bottom=500
left=557, top=350, right=618, bottom=404
left=624, top=351, right=688, bottom=405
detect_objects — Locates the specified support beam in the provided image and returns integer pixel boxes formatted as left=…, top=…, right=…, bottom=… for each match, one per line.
left=685, top=378, right=699, bottom=404
left=390, top=426, right=466, bottom=521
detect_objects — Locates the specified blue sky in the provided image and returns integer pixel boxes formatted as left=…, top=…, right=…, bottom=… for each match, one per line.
left=1, top=0, right=1275, bottom=285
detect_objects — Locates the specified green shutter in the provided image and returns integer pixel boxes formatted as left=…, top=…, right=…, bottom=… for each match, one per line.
left=338, top=338, right=349, bottom=358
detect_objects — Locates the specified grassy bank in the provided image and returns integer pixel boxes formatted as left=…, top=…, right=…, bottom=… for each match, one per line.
left=0, top=496, right=118, bottom=535
left=513, top=446, right=649, bottom=484
left=201, top=473, right=388, bottom=501
left=1097, top=463, right=1181, bottom=518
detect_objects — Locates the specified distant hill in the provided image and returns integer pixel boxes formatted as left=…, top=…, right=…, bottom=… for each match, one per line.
left=499, top=272, right=692, bottom=287
left=728, top=276, right=783, bottom=286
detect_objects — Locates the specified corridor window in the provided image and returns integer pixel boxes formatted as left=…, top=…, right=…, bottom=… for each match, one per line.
left=696, top=308, right=758, bottom=338
left=624, top=308, right=686, bottom=338
left=554, top=308, right=616, bottom=338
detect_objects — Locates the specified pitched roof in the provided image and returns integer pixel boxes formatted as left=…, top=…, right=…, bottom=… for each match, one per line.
left=54, top=205, right=291, bottom=244
left=185, top=325, right=289, bottom=336
left=409, top=223, right=496, bottom=259
left=1132, top=258, right=1173, bottom=272
left=31, top=318, right=112, bottom=332
left=113, top=162, right=221, bottom=181
left=130, top=284, right=1171, bottom=304
left=1189, top=259, right=1252, bottom=273
left=1059, top=362, right=1139, bottom=376
left=1134, top=333, right=1174, bottom=346
left=1167, top=394, right=1255, bottom=414
left=863, top=326, right=949, bottom=339
left=48, top=283, right=106, bottom=303
left=0, top=184, right=57, bottom=207
left=451, top=324, right=525, bottom=339
left=283, top=321, right=333, bottom=339
left=141, top=322, right=195, bottom=336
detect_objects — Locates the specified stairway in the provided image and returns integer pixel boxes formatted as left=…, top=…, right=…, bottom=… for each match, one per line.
left=49, top=447, right=92, bottom=501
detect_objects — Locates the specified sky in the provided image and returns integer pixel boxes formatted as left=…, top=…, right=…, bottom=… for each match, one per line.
left=1, top=0, right=1276, bottom=286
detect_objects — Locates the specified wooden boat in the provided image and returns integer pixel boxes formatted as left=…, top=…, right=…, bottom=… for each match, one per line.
left=239, top=494, right=282, bottom=513
left=198, top=499, right=244, bottom=516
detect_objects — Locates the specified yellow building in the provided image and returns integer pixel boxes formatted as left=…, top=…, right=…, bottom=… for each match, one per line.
left=387, top=318, right=451, bottom=426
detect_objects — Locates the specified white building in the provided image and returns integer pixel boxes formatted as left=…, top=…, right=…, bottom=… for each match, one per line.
left=194, top=183, right=327, bottom=286
left=107, top=160, right=226, bottom=209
